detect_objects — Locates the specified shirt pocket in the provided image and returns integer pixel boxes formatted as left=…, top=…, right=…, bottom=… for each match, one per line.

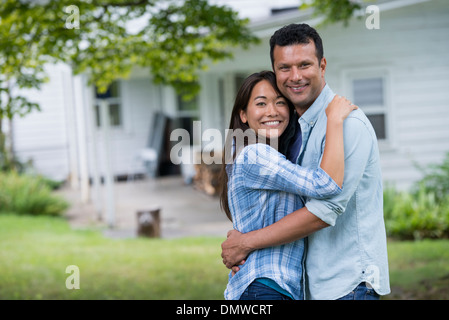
left=306, top=137, right=326, bottom=169
left=302, top=150, right=320, bottom=169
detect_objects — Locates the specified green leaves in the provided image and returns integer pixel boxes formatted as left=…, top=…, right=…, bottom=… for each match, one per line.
left=142, top=0, right=258, bottom=99
left=384, top=153, right=449, bottom=240
left=0, top=171, right=69, bottom=216
left=300, top=0, right=365, bottom=27
left=415, top=152, right=449, bottom=204
left=1, top=0, right=368, bottom=114
left=0, top=0, right=259, bottom=169
left=71, top=0, right=259, bottom=98
left=1, top=0, right=259, bottom=108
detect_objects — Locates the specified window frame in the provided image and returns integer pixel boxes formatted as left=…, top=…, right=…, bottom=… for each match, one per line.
left=177, top=94, right=200, bottom=119
left=94, top=81, right=123, bottom=130
left=342, top=68, right=393, bottom=150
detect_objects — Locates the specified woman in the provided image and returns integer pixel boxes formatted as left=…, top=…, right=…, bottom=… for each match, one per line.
left=219, top=71, right=356, bottom=300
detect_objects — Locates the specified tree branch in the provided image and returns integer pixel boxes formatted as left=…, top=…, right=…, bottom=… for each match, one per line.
left=94, top=0, right=149, bottom=8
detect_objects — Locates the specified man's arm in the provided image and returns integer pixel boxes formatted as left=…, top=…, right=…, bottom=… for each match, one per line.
left=222, top=114, right=374, bottom=269
left=221, top=206, right=328, bottom=269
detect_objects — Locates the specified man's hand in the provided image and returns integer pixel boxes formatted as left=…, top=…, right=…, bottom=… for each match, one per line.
left=221, top=209, right=328, bottom=270
left=221, top=230, right=252, bottom=269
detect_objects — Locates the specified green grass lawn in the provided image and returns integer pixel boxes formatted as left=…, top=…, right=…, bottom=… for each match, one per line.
left=0, top=214, right=448, bottom=300
left=386, top=239, right=449, bottom=299
left=0, top=214, right=229, bottom=299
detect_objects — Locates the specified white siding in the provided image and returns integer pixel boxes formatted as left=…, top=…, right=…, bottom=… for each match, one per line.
left=321, top=0, right=449, bottom=189
left=13, top=67, right=164, bottom=180
left=12, top=64, right=71, bottom=181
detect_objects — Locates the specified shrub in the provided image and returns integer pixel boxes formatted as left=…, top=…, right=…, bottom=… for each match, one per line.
left=0, top=171, right=69, bottom=216
left=384, top=153, right=449, bottom=240
left=414, top=152, right=449, bottom=203
left=384, top=185, right=449, bottom=240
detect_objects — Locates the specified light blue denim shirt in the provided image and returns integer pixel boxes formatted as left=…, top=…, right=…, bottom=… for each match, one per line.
left=299, top=84, right=390, bottom=300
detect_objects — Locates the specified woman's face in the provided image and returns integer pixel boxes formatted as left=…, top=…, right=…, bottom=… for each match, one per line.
left=240, top=80, right=290, bottom=139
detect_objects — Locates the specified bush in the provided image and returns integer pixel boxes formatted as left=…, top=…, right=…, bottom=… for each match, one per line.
left=0, top=171, right=69, bottom=216
left=414, top=152, right=449, bottom=203
left=384, top=185, right=449, bottom=240
left=384, top=152, right=449, bottom=240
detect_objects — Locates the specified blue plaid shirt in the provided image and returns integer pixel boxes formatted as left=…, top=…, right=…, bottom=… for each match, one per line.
left=224, top=143, right=341, bottom=300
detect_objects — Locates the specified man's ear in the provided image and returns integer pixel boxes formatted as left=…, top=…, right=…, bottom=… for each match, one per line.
left=320, top=57, right=327, bottom=77
left=240, top=110, right=247, bottom=124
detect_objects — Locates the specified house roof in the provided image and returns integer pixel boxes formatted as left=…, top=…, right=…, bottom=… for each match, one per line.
left=248, top=0, right=433, bottom=38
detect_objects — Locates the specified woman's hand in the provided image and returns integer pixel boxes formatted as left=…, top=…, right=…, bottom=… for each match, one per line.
left=325, top=95, right=358, bottom=122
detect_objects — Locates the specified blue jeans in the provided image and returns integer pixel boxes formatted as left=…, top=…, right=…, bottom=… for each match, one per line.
left=337, top=282, right=380, bottom=300
left=239, top=281, right=293, bottom=300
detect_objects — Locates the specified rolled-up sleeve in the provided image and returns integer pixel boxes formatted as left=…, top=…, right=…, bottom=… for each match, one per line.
left=306, top=117, right=374, bottom=226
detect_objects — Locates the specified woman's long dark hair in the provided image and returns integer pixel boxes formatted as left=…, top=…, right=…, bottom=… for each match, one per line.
left=219, top=71, right=296, bottom=221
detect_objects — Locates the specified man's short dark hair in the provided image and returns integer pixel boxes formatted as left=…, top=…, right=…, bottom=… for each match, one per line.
left=269, top=23, right=324, bottom=67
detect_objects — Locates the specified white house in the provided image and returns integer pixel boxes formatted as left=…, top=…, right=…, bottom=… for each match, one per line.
left=198, top=0, right=449, bottom=191
left=10, top=0, right=449, bottom=195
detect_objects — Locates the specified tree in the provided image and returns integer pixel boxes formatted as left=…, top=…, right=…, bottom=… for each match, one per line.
left=0, top=0, right=368, bottom=170
left=0, top=0, right=259, bottom=169
left=301, top=0, right=372, bottom=26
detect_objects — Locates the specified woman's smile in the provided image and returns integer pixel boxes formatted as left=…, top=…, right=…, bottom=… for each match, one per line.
left=260, top=120, right=285, bottom=129
left=239, top=80, right=290, bottom=139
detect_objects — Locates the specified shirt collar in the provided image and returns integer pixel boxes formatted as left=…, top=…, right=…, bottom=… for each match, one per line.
left=298, top=84, right=335, bottom=127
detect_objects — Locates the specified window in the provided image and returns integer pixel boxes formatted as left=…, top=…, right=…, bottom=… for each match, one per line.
left=234, top=74, right=247, bottom=94
left=94, top=81, right=122, bottom=128
left=175, top=95, right=200, bottom=147
left=177, top=95, right=199, bottom=119
left=351, top=76, right=388, bottom=140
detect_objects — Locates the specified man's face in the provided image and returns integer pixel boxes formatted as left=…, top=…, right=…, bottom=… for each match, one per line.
left=272, top=42, right=326, bottom=114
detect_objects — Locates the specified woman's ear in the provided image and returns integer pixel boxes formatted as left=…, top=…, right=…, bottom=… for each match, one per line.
left=240, top=110, right=248, bottom=124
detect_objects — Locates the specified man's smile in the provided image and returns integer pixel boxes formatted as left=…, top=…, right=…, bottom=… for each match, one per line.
left=287, top=83, right=309, bottom=93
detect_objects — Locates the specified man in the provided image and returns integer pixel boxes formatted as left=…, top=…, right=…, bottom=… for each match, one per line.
left=221, top=24, right=390, bottom=300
